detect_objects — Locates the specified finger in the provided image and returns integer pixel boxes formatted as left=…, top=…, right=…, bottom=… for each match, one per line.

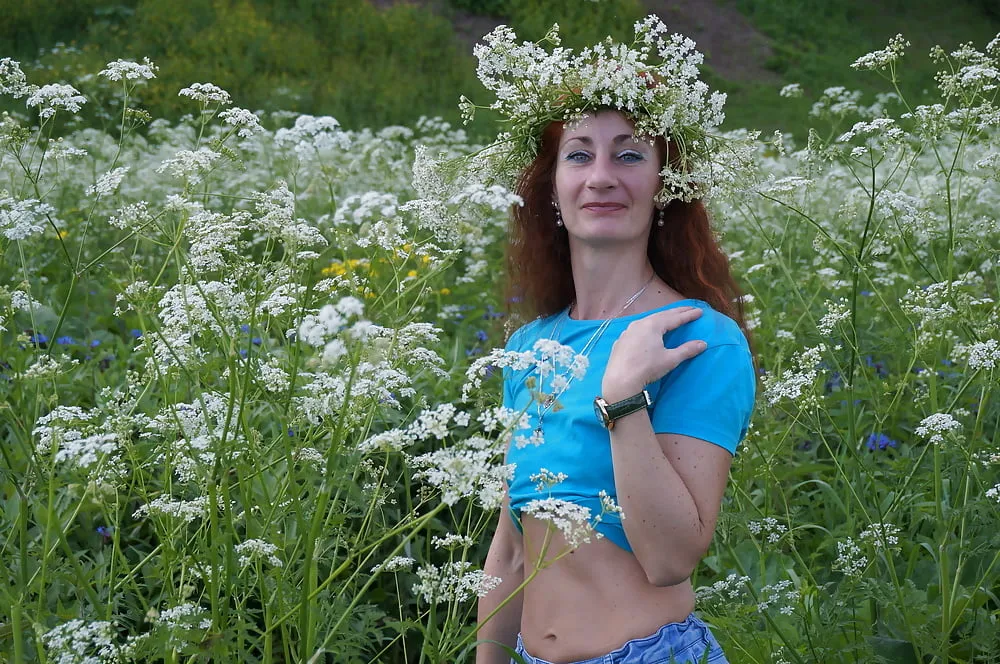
left=659, top=339, right=708, bottom=373
left=651, top=306, right=703, bottom=333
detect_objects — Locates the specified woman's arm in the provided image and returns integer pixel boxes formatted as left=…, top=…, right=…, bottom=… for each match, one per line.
left=605, top=408, right=731, bottom=586
left=598, top=306, right=741, bottom=585
left=476, top=487, right=525, bottom=664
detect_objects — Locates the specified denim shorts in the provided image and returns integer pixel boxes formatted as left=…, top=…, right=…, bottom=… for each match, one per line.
left=511, top=613, right=728, bottom=664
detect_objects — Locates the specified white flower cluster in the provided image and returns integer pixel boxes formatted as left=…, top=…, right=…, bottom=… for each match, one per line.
left=33, top=405, right=123, bottom=481
left=915, top=412, right=963, bottom=444
left=530, top=467, right=568, bottom=492
left=955, top=339, right=1000, bottom=371
left=432, top=533, right=476, bottom=549
left=778, top=83, right=803, bottom=98
left=144, top=392, right=243, bottom=484
left=986, top=483, right=1000, bottom=503
left=597, top=489, right=624, bottom=518
left=22, top=355, right=77, bottom=379
left=134, top=494, right=212, bottom=523
left=1, top=194, right=55, bottom=240
left=851, top=34, right=911, bottom=71
left=0, top=57, right=29, bottom=98
left=464, top=16, right=754, bottom=202
left=86, top=166, right=130, bottom=197
left=253, top=182, right=327, bottom=251
left=761, top=344, right=827, bottom=406
left=235, top=538, right=284, bottom=568
left=156, top=602, right=212, bottom=630
left=833, top=536, right=868, bottom=578
left=817, top=298, right=850, bottom=336
left=694, top=573, right=751, bottom=607
left=411, top=435, right=512, bottom=509
left=295, top=297, right=365, bottom=349
left=748, top=516, right=788, bottom=544
left=757, top=579, right=799, bottom=615
left=178, top=82, right=232, bottom=105
left=40, top=619, right=120, bottom=664
left=219, top=107, right=263, bottom=138
left=859, top=522, right=901, bottom=551
left=373, top=556, right=416, bottom=572
left=412, top=561, right=501, bottom=603
left=156, top=147, right=221, bottom=185
left=358, top=403, right=470, bottom=454
left=26, top=83, right=87, bottom=119
left=521, top=497, right=600, bottom=547
left=98, top=58, right=158, bottom=82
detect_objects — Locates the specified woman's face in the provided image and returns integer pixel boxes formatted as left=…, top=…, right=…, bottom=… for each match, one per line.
left=552, top=110, right=662, bottom=246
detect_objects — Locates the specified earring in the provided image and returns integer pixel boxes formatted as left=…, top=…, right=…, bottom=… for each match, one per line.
left=656, top=207, right=665, bottom=227
left=553, top=201, right=563, bottom=227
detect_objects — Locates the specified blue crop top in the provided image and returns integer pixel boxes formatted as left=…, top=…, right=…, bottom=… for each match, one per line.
left=503, top=298, right=756, bottom=552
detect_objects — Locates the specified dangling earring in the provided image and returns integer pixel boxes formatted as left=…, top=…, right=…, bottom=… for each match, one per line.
left=553, top=201, right=563, bottom=227
left=656, top=207, right=665, bottom=227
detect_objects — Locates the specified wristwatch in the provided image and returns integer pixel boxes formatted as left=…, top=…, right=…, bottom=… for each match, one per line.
left=593, top=390, right=652, bottom=430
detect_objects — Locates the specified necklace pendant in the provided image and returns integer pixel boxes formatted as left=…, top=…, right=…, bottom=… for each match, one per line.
left=534, top=426, right=542, bottom=436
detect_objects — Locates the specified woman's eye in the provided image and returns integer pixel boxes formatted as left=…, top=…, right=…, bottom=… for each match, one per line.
left=565, top=150, right=591, bottom=163
left=619, top=150, right=645, bottom=163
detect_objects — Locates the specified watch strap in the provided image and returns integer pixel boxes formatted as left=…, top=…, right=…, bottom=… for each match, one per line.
left=598, top=389, right=652, bottom=429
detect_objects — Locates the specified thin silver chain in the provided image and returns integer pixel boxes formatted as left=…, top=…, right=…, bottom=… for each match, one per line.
left=534, top=272, right=656, bottom=434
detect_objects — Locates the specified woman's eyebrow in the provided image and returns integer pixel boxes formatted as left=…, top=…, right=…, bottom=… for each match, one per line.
left=563, top=134, right=649, bottom=147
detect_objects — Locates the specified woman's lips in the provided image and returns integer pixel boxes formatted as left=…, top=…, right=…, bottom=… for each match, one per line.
left=582, top=203, right=626, bottom=210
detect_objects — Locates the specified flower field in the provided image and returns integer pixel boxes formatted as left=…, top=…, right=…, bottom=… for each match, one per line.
left=1, top=34, right=998, bottom=664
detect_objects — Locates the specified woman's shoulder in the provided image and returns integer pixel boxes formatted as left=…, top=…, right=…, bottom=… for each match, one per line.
left=661, top=298, right=749, bottom=350
left=503, top=312, right=559, bottom=351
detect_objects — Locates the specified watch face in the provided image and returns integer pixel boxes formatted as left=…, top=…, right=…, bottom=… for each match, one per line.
left=593, top=397, right=609, bottom=427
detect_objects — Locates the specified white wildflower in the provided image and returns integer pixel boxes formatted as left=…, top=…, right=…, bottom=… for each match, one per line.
left=834, top=537, right=868, bottom=577
left=431, top=533, right=476, bottom=549
left=156, top=147, right=221, bottom=184
left=0, top=57, right=29, bottom=98
left=779, top=83, right=803, bottom=98
left=748, top=516, right=788, bottom=544
left=40, top=620, right=120, bottom=664
left=134, top=495, right=211, bottom=523
left=851, top=34, right=910, bottom=71
left=530, top=468, right=568, bottom=492
left=818, top=298, right=850, bottom=335
left=413, top=561, right=501, bottom=603
left=235, top=539, right=283, bottom=568
left=915, top=413, right=962, bottom=444
left=86, top=166, right=129, bottom=197
left=178, top=82, right=231, bottom=105
left=98, top=58, right=158, bottom=82
left=373, top=556, right=416, bottom=572
left=859, top=523, right=901, bottom=550
left=26, top=83, right=87, bottom=118
left=521, top=497, right=600, bottom=547
left=1, top=195, right=55, bottom=240
left=219, top=107, right=263, bottom=138
left=695, top=573, right=750, bottom=607
left=109, top=200, right=152, bottom=231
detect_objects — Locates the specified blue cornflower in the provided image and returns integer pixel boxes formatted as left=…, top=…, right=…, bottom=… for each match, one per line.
left=89, top=339, right=101, bottom=348
left=860, top=290, right=873, bottom=296
left=56, top=336, right=75, bottom=345
left=239, top=349, right=248, bottom=358
left=29, top=332, right=49, bottom=345
left=251, top=336, right=262, bottom=346
left=240, top=323, right=251, bottom=333
left=475, top=330, right=489, bottom=343
left=866, top=432, right=898, bottom=451
left=96, top=525, right=114, bottom=542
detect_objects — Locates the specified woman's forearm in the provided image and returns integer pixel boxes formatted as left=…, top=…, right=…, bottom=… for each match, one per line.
left=607, top=410, right=711, bottom=586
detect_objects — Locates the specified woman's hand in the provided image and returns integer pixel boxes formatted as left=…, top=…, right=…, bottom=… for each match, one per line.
left=601, top=306, right=707, bottom=402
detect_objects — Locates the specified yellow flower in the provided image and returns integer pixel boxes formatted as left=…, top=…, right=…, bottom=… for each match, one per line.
left=57, top=230, right=69, bottom=239
left=439, top=288, right=451, bottom=296
left=406, top=270, right=418, bottom=279
left=421, top=255, right=431, bottom=265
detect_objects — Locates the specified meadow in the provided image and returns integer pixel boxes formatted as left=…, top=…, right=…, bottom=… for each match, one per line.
left=1, top=30, right=999, bottom=664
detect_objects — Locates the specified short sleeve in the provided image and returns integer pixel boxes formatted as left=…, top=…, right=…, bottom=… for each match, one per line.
left=648, top=343, right=756, bottom=455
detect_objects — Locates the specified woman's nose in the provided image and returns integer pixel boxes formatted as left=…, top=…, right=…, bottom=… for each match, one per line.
left=585, top=155, right=617, bottom=189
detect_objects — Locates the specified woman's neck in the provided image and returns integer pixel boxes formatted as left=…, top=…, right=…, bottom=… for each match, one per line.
left=567, top=249, right=660, bottom=320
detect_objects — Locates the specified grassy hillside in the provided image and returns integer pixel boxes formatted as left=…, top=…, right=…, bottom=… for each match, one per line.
left=1, top=0, right=998, bottom=139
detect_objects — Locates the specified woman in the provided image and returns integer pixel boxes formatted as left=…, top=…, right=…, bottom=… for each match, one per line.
left=470, top=21, right=757, bottom=664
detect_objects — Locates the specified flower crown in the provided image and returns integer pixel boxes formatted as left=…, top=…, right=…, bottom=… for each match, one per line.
left=459, top=16, right=756, bottom=203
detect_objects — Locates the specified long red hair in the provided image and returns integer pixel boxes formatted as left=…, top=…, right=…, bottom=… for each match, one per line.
left=501, top=117, right=751, bottom=347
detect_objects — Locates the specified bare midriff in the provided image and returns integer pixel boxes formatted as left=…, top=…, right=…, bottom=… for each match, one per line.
left=517, top=513, right=696, bottom=663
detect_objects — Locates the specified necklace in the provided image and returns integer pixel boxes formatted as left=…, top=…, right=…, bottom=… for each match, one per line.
left=533, top=273, right=656, bottom=435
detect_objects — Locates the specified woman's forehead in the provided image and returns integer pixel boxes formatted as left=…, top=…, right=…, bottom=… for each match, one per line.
left=560, top=116, right=657, bottom=149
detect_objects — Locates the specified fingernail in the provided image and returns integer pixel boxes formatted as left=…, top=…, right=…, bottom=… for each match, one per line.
left=696, top=340, right=708, bottom=350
